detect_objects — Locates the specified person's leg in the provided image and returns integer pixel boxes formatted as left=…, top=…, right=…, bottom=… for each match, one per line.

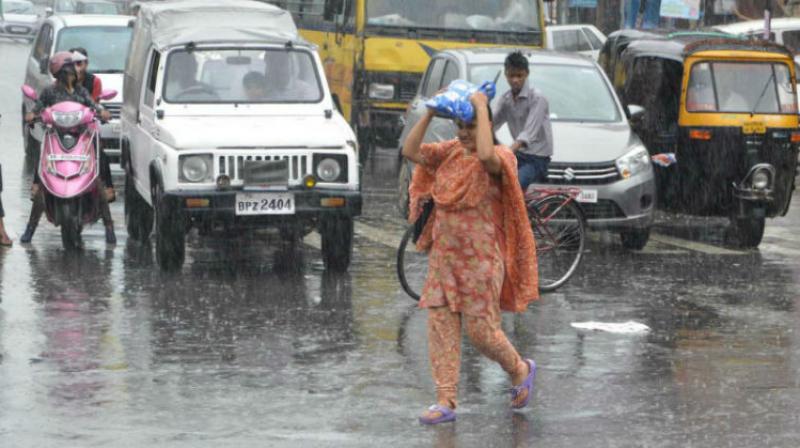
left=464, top=310, right=528, bottom=387
left=20, top=189, right=45, bottom=243
left=99, top=149, right=115, bottom=201
left=642, top=0, right=661, bottom=29
left=624, top=0, right=641, bottom=28
left=516, top=155, right=538, bottom=196
left=0, top=197, right=10, bottom=246
left=426, top=306, right=462, bottom=410
left=96, top=179, right=116, bottom=244
left=531, top=156, right=550, bottom=184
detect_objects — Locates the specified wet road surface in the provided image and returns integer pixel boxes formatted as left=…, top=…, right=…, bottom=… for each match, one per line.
left=2, top=40, right=800, bottom=447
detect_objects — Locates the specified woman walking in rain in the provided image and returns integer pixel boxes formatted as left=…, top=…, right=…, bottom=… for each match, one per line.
left=402, top=89, right=539, bottom=425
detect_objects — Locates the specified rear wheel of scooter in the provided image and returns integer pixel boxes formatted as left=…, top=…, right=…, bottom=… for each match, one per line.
left=153, top=184, right=185, bottom=272
left=58, top=199, right=82, bottom=251
left=125, top=173, right=153, bottom=241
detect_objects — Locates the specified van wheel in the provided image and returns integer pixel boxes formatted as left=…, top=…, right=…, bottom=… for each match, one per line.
left=620, top=228, right=650, bottom=250
left=730, top=216, right=765, bottom=249
left=124, top=173, right=153, bottom=241
left=153, top=184, right=185, bottom=272
left=320, top=216, right=353, bottom=272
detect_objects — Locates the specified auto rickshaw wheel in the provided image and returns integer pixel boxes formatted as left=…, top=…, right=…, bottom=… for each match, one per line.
left=729, top=216, right=765, bottom=249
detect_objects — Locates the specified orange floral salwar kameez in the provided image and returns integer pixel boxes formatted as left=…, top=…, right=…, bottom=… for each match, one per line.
left=408, top=139, right=539, bottom=409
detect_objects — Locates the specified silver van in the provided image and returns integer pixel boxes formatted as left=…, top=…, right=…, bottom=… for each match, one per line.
left=397, top=48, right=656, bottom=249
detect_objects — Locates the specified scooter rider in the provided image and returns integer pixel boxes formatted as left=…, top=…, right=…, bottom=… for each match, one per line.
left=21, top=51, right=116, bottom=244
left=70, top=47, right=115, bottom=204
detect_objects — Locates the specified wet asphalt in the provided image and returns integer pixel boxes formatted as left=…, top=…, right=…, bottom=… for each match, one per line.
left=1, top=39, right=800, bottom=447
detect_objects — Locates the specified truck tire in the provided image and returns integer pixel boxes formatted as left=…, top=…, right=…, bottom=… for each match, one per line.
left=320, top=216, right=353, bottom=272
left=124, top=173, right=153, bottom=241
left=153, top=184, right=185, bottom=271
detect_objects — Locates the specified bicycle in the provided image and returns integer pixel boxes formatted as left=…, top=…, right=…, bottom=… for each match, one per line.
left=396, top=187, right=587, bottom=301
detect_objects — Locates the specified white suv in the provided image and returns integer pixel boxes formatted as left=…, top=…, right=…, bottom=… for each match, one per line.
left=121, top=0, right=361, bottom=272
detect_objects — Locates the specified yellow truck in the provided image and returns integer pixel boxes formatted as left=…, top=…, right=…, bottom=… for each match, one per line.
left=265, top=0, right=546, bottom=162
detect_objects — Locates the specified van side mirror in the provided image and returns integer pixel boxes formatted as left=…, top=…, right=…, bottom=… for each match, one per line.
left=44, top=6, right=53, bottom=16
left=323, top=0, right=344, bottom=21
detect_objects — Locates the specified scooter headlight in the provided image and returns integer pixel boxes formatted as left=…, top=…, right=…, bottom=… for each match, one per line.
left=51, top=110, right=84, bottom=128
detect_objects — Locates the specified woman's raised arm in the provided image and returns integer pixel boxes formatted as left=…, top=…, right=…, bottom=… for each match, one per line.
left=471, top=92, right=502, bottom=175
left=402, top=108, right=436, bottom=165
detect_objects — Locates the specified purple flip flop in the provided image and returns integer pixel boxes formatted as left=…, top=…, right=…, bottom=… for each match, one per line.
left=419, top=404, right=456, bottom=425
left=511, top=359, right=536, bottom=409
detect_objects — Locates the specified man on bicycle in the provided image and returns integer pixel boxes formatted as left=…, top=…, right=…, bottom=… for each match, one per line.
left=492, top=51, right=553, bottom=194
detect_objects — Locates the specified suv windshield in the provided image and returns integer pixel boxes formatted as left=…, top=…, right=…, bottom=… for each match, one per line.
left=367, top=0, right=540, bottom=33
left=163, top=48, right=323, bottom=104
left=3, top=0, right=35, bottom=14
left=687, top=61, right=797, bottom=114
left=470, top=63, right=621, bottom=122
left=56, top=26, right=132, bottom=73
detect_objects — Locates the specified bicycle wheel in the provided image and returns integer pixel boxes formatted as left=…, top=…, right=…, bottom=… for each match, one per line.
left=530, top=195, right=586, bottom=292
left=396, top=226, right=428, bottom=301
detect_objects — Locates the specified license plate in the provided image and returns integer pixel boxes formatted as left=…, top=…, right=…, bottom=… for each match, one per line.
left=743, top=122, right=766, bottom=135
left=235, top=192, right=295, bottom=215
left=576, top=189, right=598, bottom=203
left=9, top=26, right=29, bottom=33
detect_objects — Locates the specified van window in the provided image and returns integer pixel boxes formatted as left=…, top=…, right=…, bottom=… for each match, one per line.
left=440, top=60, right=459, bottom=90
left=144, top=50, right=161, bottom=107
left=33, top=24, right=53, bottom=60
left=582, top=27, right=603, bottom=49
left=163, top=48, right=324, bottom=104
left=422, top=59, right=446, bottom=98
left=553, top=29, right=592, bottom=52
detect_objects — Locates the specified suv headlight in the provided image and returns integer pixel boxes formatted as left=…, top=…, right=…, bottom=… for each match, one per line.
left=179, top=154, right=213, bottom=183
left=52, top=110, right=84, bottom=128
left=616, top=147, right=650, bottom=179
left=313, top=154, right=348, bottom=183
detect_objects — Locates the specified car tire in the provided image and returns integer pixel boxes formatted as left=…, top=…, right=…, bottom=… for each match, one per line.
left=153, top=183, right=185, bottom=272
left=730, top=216, right=765, bottom=249
left=124, top=173, right=153, bottom=241
left=620, top=227, right=650, bottom=250
left=320, top=216, right=353, bottom=272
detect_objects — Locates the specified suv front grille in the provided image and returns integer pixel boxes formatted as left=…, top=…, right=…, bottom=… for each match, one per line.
left=547, top=163, right=620, bottom=185
left=216, top=153, right=312, bottom=185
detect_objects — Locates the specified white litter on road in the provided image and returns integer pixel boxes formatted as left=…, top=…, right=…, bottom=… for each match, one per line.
left=570, top=321, right=651, bottom=334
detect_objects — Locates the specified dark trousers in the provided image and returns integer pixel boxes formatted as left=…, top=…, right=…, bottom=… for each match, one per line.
left=516, top=152, right=550, bottom=194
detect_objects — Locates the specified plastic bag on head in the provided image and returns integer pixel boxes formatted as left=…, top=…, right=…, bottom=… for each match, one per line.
left=425, top=79, right=496, bottom=123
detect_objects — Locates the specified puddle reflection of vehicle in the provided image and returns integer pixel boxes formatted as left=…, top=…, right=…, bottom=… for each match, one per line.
left=28, top=249, right=121, bottom=404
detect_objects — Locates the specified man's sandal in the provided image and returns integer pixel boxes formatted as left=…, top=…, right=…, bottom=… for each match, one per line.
left=419, top=404, right=456, bottom=425
left=511, top=359, right=536, bottom=409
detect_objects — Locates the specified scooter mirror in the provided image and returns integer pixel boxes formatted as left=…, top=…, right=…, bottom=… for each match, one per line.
left=21, top=85, right=38, bottom=101
left=98, top=89, right=118, bottom=101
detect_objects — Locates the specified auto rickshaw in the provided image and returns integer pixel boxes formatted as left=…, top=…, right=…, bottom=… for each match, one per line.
left=601, top=31, right=799, bottom=248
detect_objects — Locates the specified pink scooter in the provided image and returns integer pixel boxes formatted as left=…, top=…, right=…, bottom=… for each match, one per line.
left=22, top=85, right=116, bottom=250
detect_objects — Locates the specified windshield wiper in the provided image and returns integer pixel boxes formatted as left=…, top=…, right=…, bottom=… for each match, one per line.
left=751, top=69, right=776, bottom=115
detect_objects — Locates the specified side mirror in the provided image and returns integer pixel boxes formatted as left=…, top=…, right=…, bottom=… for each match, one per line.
left=627, top=104, right=645, bottom=121
left=22, top=84, right=38, bottom=101
left=98, top=89, right=118, bottom=101
left=323, top=0, right=344, bottom=21
left=331, top=93, right=343, bottom=114
left=39, top=57, right=49, bottom=75
left=44, top=7, right=53, bottom=16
